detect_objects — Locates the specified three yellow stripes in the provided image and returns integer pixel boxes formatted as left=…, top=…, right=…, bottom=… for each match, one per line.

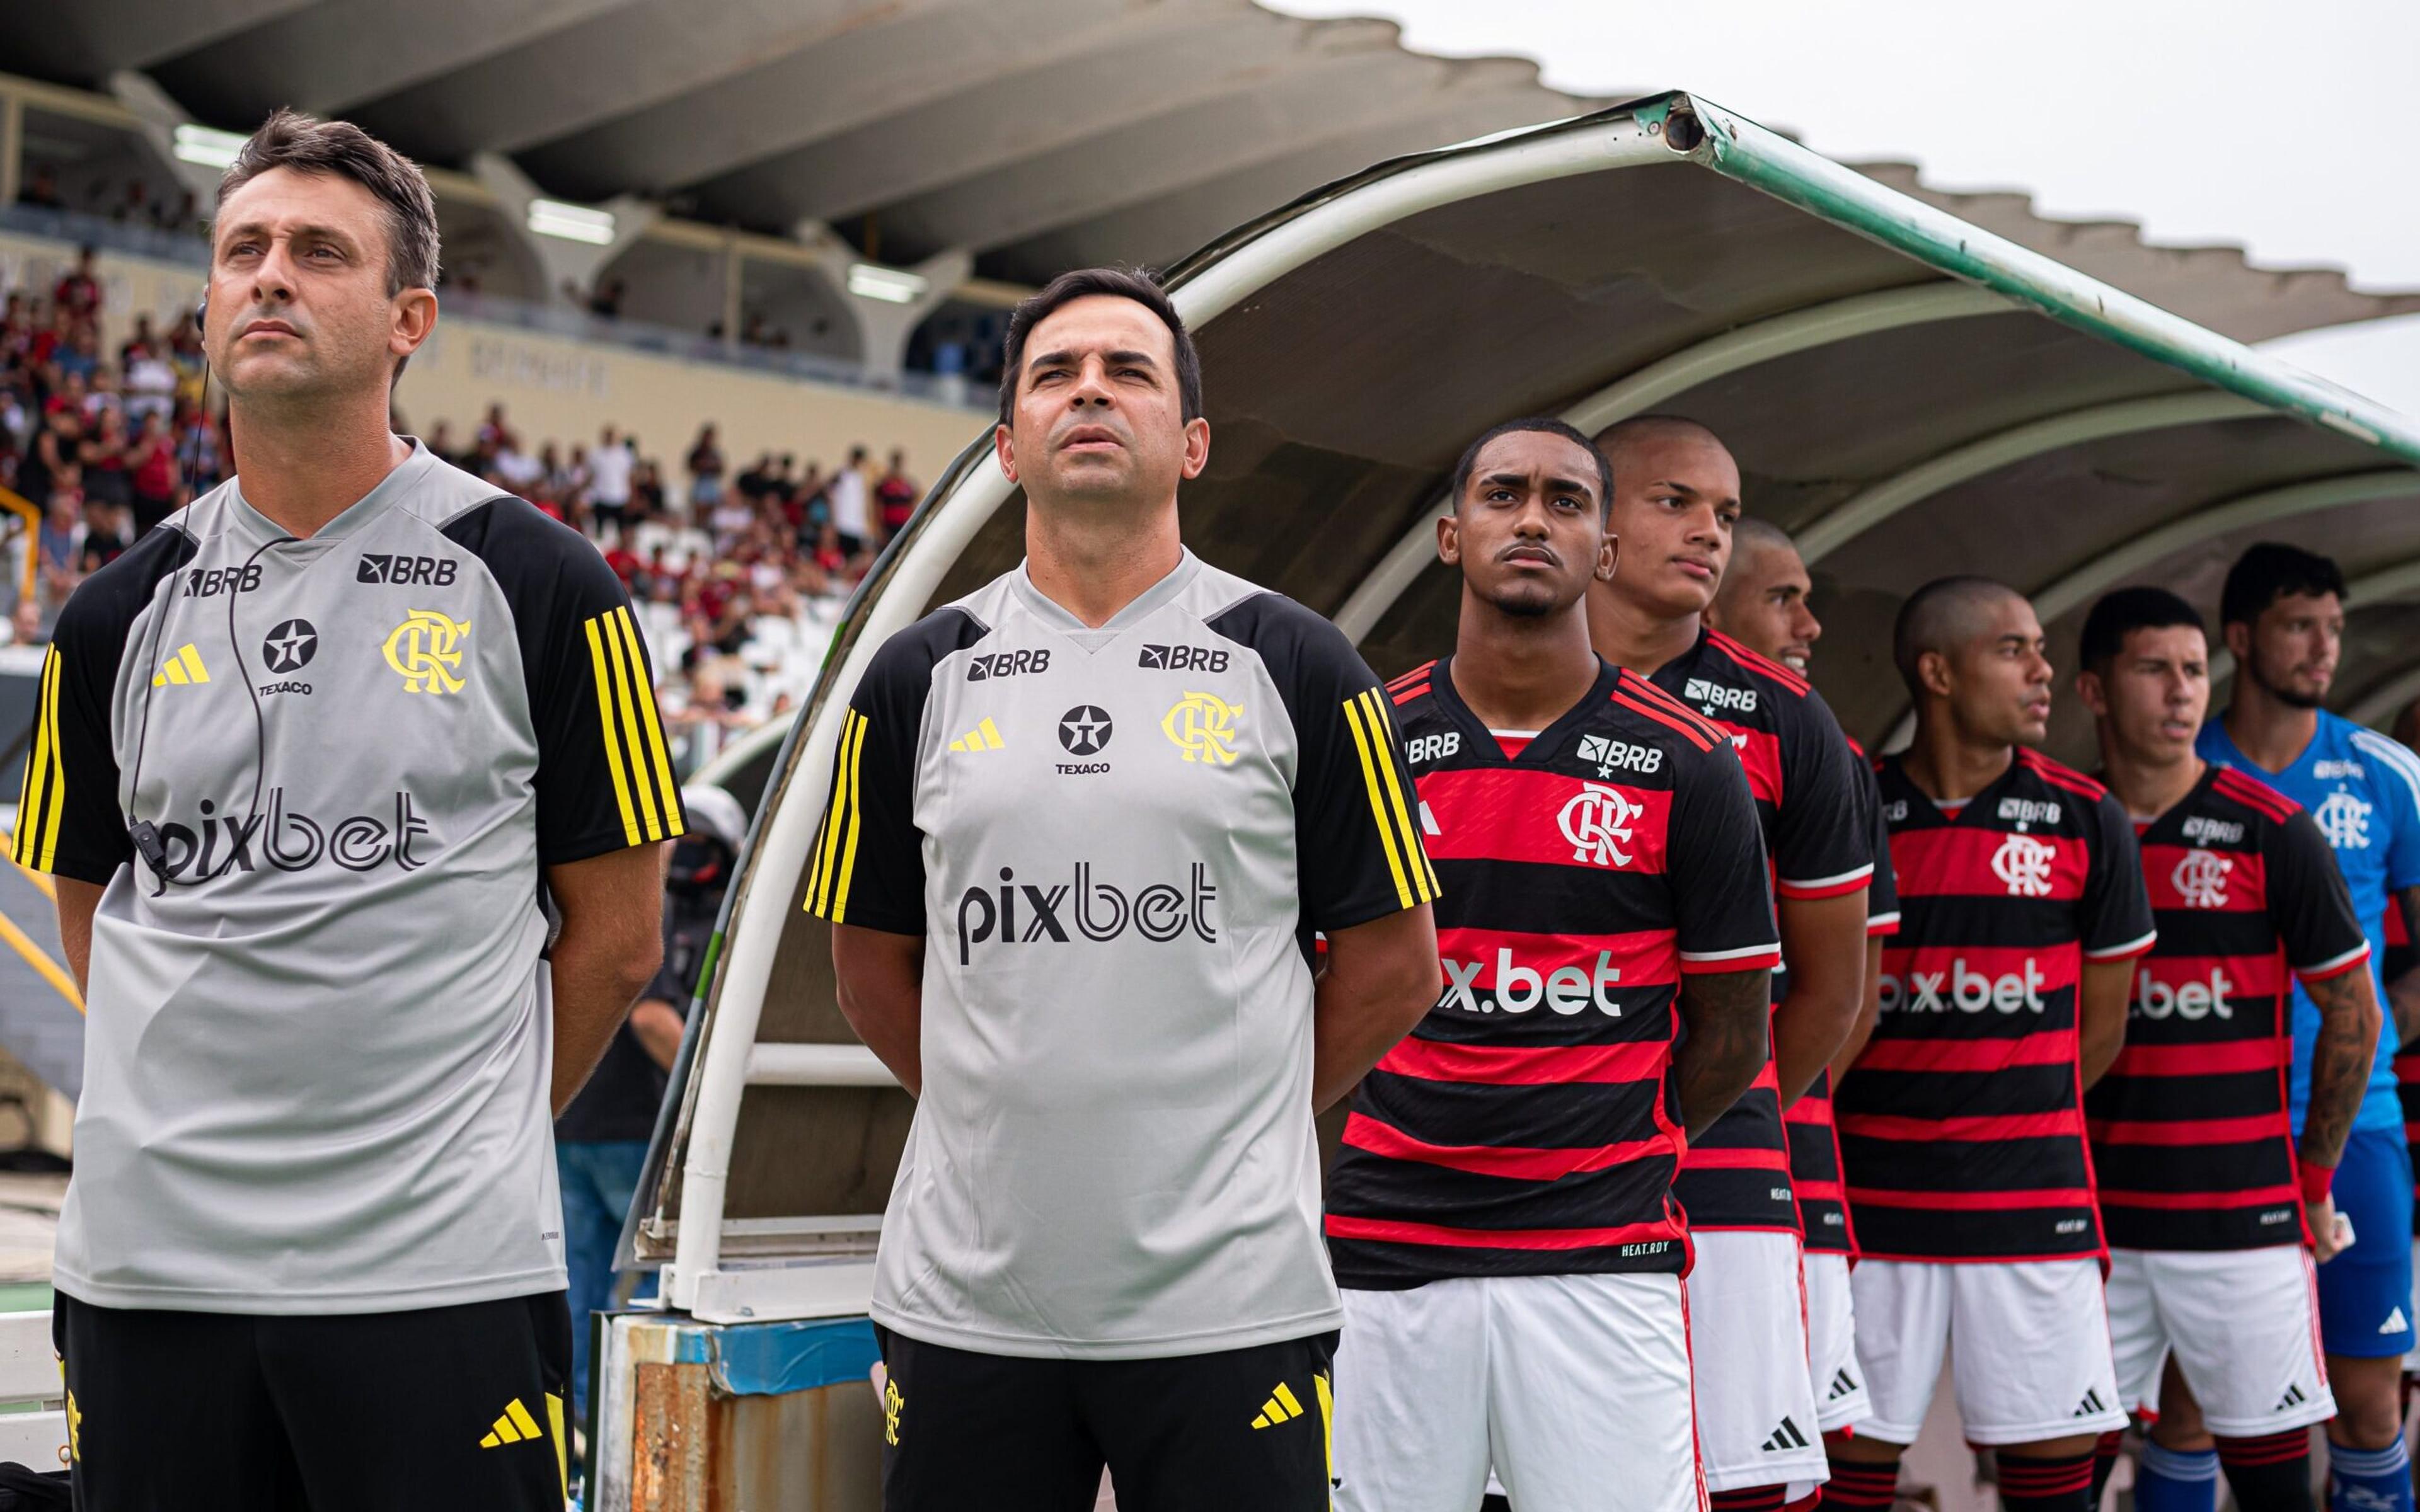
left=804, top=708, right=870, bottom=922
left=12, top=648, right=66, bottom=874
left=1341, top=688, right=1437, bottom=911
left=582, top=607, right=684, bottom=847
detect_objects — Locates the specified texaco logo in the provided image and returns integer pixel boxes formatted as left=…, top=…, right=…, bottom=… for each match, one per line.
left=2172, top=849, right=2233, bottom=910
left=1991, top=832, right=2058, bottom=898
left=1559, top=782, right=1644, bottom=869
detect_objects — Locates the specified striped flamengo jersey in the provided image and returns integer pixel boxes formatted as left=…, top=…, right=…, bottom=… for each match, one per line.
left=1324, top=656, right=1780, bottom=1288
left=2392, top=910, right=2420, bottom=1230
left=1654, top=629, right=1876, bottom=1234
left=1837, top=749, right=2156, bottom=1261
left=2087, top=765, right=2368, bottom=1250
left=1787, top=745, right=1902, bottom=1256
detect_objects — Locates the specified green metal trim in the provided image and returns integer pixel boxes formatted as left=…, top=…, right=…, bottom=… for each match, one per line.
left=1686, top=97, right=2420, bottom=468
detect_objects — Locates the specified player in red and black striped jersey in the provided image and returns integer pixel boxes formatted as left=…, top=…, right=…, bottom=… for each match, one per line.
left=1827, top=578, right=2155, bottom=1512
left=1590, top=418, right=1873, bottom=1506
left=1325, top=420, right=1778, bottom=1512
left=2072, top=588, right=2376, bottom=1512
left=1705, top=515, right=1903, bottom=1438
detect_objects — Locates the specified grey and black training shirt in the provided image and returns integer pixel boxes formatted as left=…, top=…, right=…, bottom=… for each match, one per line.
left=14, top=440, right=684, bottom=1314
left=806, top=550, right=1435, bottom=1359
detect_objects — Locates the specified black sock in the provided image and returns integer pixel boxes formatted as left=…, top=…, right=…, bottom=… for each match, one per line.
left=1997, top=1448, right=2098, bottom=1512
left=1823, top=1460, right=1901, bottom=1512
left=1714, top=1488, right=1792, bottom=1512
left=2216, top=1429, right=2313, bottom=1512
left=2090, top=1429, right=2126, bottom=1509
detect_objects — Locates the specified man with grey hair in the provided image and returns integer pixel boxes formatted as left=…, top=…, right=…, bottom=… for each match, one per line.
left=16, top=110, right=675, bottom=1508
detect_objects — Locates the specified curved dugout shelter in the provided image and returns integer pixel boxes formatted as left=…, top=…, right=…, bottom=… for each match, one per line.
left=636, top=93, right=2420, bottom=1322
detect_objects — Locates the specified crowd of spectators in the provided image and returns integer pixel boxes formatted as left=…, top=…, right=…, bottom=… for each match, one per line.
left=427, top=413, right=924, bottom=773
left=0, top=255, right=932, bottom=777
left=0, top=249, right=226, bottom=646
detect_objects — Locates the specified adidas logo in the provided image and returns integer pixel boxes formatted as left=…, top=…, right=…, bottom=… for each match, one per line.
left=1827, top=1368, right=1858, bottom=1402
left=478, top=1397, right=545, bottom=1449
left=152, top=643, right=210, bottom=687
left=947, top=718, right=1005, bottom=754
left=1419, top=800, right=1441, bottom=837
left=2382, top=1307, right=2409, bottom=1335
left=2277, top=1383, right=2309, bottom=1411
left=1760, top=1416, right=1811, bottom=1452
left=2073, top=1389, right=2109, bottom=1418
left=1252, top=1382, right=1308, bottom=1430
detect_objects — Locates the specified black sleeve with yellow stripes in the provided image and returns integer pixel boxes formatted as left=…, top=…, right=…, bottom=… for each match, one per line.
left=803, top=607, right=982, bottom=933
left=1207, top=592, right=1436, bottom=932
left=446, top=496, right=684, bottom=864
left=13, top=523, right=191, bottom=882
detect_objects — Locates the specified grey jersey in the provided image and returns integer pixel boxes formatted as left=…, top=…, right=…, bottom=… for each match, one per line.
left=807, top=553, right=1434, bottom=1359
left=15, top=442, right=683, bottom=1313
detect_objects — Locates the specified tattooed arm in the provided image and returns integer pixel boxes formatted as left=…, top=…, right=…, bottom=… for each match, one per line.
left=1674, top=967, right=1774, bottom=1140
left=2302, top=963, right=2383, bottom=1175
left=2302, top=963, right=2382, bottom=1263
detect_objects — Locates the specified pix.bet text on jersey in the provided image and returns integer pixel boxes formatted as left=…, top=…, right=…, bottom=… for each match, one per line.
left=2087, top=765, right=2368, bottom=1250
left=801, top=552, right=1434, bottom=1360
left=1838, top=750, right=2156, bottom=1261
left=1323, top=656, right=1780, bottom=1287
left=1652, top=629, right=1876, bottom=1239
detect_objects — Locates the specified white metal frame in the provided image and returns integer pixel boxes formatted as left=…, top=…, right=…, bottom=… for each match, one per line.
left=1795, top=392, right=2269, bottom=565
left=664, top=110, right=1685, bottom=1312
left=1332, top=283, right=2014, bottom=640
left=1874, top=469, right=2420, bottom=750
left=2354, top=666, right=2420, bottom=730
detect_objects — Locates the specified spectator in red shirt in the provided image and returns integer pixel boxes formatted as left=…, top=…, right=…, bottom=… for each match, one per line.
left=875, top=447, right=918, bottom=539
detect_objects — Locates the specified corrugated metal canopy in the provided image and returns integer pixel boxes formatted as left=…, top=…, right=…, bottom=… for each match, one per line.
left=630, top=93, right=2420, bottom=1319
left=9, top=1, right=2420, bottom=331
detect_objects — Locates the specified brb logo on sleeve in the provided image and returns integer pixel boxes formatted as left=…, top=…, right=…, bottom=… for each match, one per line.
left=1991, top=833, right=2058, bottom=897
left=356, top=553, right=458, bottom=587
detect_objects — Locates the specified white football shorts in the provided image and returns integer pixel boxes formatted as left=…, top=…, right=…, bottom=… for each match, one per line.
left=1805, top=1250, right=1872, bottom=1433
left=1690, top=1230, right=1828, bottom=1494
left=1331, top=1271, right=1703, bottom=1512
left=1850, top=1257, right=2127, bottom=1445
left=2106, top=1246, right=2332, bottom=1436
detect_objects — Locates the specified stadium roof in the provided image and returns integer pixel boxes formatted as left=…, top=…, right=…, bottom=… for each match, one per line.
left=8, top=0, right=2420, bottom=336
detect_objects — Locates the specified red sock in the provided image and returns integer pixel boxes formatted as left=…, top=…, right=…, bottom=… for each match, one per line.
left=1997, top=1448, right=2097, bottom=1512
left=2215, top=1429, right=2313, bottom=1512
left=1713, top=1488, right=1791, bottom=1512
left=1823, top=1461, right=1900, bottom=1512
left=2090, top=1429, right=2126, bottom=1509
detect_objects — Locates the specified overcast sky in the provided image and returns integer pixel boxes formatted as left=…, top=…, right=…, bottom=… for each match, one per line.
left=1264, top=0, right=2420, bottom=416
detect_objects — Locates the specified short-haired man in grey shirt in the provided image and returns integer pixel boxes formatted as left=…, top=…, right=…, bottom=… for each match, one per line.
left=812, top=268, right=1443, bottom=1511
left=15, top=111, right=675, bottom=1509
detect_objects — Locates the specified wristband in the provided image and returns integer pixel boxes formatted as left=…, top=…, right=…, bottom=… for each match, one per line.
left=2299, top=1159, right=2336, bottom=1206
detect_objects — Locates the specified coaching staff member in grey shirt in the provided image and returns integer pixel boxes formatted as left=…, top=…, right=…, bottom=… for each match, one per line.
left=809, top=268, right=1442, bottom=1511
left=14, top=111, right=677, bottom=1509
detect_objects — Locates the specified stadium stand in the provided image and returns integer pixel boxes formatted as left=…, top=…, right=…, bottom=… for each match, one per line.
left=0, top=255, right=929, bottom=777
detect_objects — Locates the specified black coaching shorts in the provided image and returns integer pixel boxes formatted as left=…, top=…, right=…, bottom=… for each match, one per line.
left=875, top=1324, right=1339, bottom=1512
left=55, top=1290, right=571, bottom=1512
